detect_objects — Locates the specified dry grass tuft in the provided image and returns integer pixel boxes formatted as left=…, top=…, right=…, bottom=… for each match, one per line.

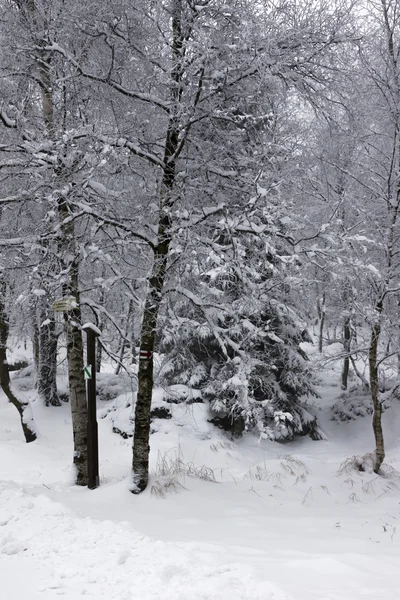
left=150, top=447, right=216, bottom=497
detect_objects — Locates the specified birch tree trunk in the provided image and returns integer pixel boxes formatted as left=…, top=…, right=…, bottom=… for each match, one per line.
left=115, top=299, right=133, bottom=375
left=58, top=196, right=89, bottom=486
left=65, top=307, right=88, bottom=485
left=0, top=283, right=37, bottom=443
left=317, top=292, right=326, bottom=353
left=341, top=316, right=351, bottom=390
left=31, top=302, right=40, bottom=383
left=96, top=335, right=103, bottom=374
left=131, top=0, right=184, bottom=493
left=369, top=298, right=385, bottom=473
left=38, top=302, right=60, bottom=406
left=132, top=232, right=172, bottom=492
left=27, top=0, right=89, bottom=484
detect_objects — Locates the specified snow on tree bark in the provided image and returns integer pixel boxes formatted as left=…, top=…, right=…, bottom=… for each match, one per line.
left=58, top=195, right=89, bottom=486
left=30, top=0, right=89, bottom=483
left=369, top=299, right=385, bottom=473
left=38, top=302, right=60, bottom=407
left=131, top=0, right=183, bottom=493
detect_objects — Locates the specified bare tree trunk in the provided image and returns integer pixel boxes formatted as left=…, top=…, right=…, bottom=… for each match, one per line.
left=65, top=305, right=88, bottom=485
left=132, top=244, right=170, bottom=492
left=115, top=299, right=133, bottom=375
left=317, top=292, right=326, bottom=353
left=31, top=301, right=40, bottom=382
left=369, top=298, right=385, bottom=474
left=349, top=355, right=369, bottom=389
left=341, top=316, right=351, bottom=390
left=38, top=302, right=60, bottom=406
left=32, top=2, right=88, bottom=484
left=96, top=336, right=103, bottom=373
left=0, top=283, right=37, bottom=443
left=95, top=285, right=105, bottom=373
left=58, top=197, right=88, bottom=486
left=131, top=0, right=185, bottom=493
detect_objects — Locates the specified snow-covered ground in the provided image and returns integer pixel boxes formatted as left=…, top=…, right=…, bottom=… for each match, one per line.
left=1, top=363, right=400, bottom=599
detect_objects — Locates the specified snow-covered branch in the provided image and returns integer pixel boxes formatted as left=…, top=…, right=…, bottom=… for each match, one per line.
left=0, top=108, right=17, bottom=128
left=42, top=43, right=170, bottom=112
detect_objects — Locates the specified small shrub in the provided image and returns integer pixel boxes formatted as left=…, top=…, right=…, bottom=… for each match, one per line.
left=150, top=406, right=172, bottom=420
left=12, top=365, right=35, bottom=391
left=8, top=359, right=29, bottom=372
left=58, top=392, right=69, bottom=403
left=208, top=413, right=245, bottom=438
left=96, top=373, right=134, bottom=402
left=331, top=387, right=390, bottom=422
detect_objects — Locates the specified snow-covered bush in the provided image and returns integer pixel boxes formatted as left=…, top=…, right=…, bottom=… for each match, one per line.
left=96, top=373, right=135, bottom=402
left=100, top=388, right=174, bottom=439
left=99, top=394, right=134, bottom=438
left=12, top=364, right=35, bottom=391
left=331, top=386, right=390, bottom=422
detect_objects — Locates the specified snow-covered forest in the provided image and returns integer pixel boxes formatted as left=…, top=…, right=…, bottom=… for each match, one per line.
left=1, top=1, right=400, bottom=598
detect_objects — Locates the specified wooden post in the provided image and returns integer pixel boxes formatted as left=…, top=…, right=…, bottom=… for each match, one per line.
left=83, top=323, right=100, bottom=489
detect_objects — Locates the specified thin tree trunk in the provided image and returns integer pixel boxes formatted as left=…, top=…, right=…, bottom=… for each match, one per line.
left=349, top=355, right=369, bottom=389
left=369, top=298, right=385, bottom=474
left=58, top=197, right=88, bottom=486
left=31, top=301, right=40, bottom=382
left=132, top=243, right=171, bottom=492
left=341, top=316, right=351, bottom=390
left=95, top=285, right=105, bottom=373
left=38, top=302, right=60, bottom=406
left=131, top=0, right=184, bottom=493
left=115, top=299, right=133, bottom=375
left=65, top=305, right=88, bottom=485
left=96, top=336, right=102, bottom=373
left=33, top=4, right=88, bottom=484
left=318, top=292, right=326, bottom=353
left=0, top=283, right=37, bottom=443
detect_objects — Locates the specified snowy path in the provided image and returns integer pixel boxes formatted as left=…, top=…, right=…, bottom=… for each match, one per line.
left=1, top=478, right=398, bottom=600
left=1, top=371, right=400, bottom=599
left=0, top=481, right=286, bottom=600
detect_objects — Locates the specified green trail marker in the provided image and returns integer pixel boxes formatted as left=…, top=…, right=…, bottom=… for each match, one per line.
left=83, top=365, right=92, bottom=380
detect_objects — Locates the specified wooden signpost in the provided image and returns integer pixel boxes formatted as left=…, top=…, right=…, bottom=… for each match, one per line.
left=82, top=323, right=101, bottom=490
left=52, top=299, right=101, bottom=490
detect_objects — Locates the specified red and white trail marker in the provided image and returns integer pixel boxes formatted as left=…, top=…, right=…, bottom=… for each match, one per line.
left=139, top=349, right=153, bottom=360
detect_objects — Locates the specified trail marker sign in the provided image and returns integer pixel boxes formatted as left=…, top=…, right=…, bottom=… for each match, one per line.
left=51, top=296, right=77, bottom=312
left=83, top=365, right=92, bottom=380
